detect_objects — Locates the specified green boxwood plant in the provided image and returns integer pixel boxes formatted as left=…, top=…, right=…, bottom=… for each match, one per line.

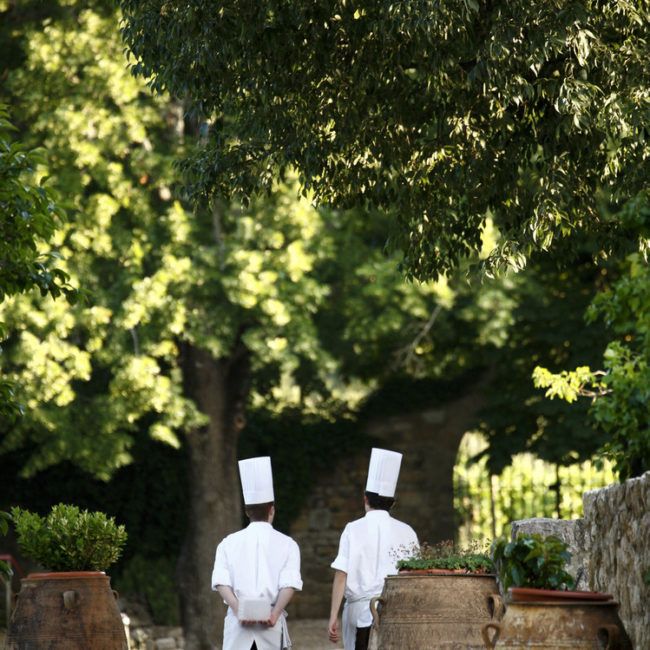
left=11, top=504, right=127, bottom=572
left=491, top=533, right=575, bottom=591
left=397, top=540, right=494, bottom=573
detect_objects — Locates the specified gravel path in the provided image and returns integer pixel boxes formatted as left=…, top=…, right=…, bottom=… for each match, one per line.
left=289, top=619, right=343, bottom=650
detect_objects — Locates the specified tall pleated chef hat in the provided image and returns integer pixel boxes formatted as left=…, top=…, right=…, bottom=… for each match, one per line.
left=365, top=448, right=403, bottom=497
left=238, top=456, right=275, bottom=505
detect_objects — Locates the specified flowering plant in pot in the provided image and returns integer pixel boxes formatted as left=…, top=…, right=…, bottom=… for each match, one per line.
left=397, top=539, right=494, bottom=575
left=6, top=503, right=129, bottom=650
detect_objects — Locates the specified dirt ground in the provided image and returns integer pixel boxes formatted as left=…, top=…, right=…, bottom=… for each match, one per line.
left=289, top=619, right=343, bottom=650
left=0, top=622, right=341, bottom=649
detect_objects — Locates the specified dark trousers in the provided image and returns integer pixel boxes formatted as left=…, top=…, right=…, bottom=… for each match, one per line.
left=355, top=626, right=371, bottom=650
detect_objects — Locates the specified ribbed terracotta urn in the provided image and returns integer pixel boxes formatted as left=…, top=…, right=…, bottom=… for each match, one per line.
left=482, top=596, right=632, bottom=649
left=368, top=572, right=503, bottom=649
left=7, top=571, right=128, bottom=649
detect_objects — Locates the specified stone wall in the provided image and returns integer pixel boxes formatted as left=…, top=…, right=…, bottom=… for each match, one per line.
left=583, top=472, right=649, bottom=650
left=289, top=390, right=483, bottom=618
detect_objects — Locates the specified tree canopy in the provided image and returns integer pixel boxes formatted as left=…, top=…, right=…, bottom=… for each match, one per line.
left=120, top=0, right=649, bottom=279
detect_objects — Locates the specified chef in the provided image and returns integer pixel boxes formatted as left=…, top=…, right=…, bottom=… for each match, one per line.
left=212, top=456, right=303, bottom=650
left=328, top=448, right=419, bottom=650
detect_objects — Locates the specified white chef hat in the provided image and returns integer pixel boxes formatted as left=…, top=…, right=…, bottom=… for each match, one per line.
left=238, top=456, right=275, bottom=505
left=365, top=448, right=403, bottom=497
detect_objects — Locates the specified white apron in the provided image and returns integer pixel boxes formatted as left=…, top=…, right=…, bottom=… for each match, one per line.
left=342, top=595, right=374, bottom=650
left=222, top=608, right=292, bottom=650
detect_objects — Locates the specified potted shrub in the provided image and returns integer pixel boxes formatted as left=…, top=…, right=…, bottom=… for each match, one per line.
left=5, top=503, right=129, bottom=650
left=397, top=539, right=494, bottom=575
left=369, top=540, right=503, bottom=649
left=491, top=533, right=578, bottom=601
left=482, top=533, right=632, bottom=649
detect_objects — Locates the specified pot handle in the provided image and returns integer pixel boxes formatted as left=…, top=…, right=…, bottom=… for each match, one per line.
left=63, top=590, right=80, bottom=610
left=597, top=624, right=620, bottom=650
left=369, top=596, right=384, bottom=628
left=487, top=594, right=505, bottom=620
left=482, top=622, right=501, bottom=649
left=112, top=589, right=120, bottom=601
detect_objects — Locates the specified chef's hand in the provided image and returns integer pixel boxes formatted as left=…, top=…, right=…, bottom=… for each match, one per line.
left=265, top=610, right=280, bottom=627
left=328, top=616, right=340, bottom=643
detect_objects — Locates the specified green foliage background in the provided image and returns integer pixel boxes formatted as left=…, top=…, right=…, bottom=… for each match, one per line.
left=1, top=0, right=646, bottom=627
left=119, top=0, right=650, bottom=480
left=534, top=248, right=650, bottom=478
left=454, top=432, right=617, bottom=545
left=0, top=107, right=75, bottom=418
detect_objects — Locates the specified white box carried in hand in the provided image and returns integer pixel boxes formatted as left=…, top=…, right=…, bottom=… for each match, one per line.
left=238, top=598, right=272, bottom=622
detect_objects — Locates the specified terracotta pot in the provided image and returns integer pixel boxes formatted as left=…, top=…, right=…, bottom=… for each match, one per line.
left=6, top=571, right=128, bottom=649
left=482, top=600, right=632, bottom=649
left=368, top=573, right=503, bottom=649
left=509, top=587, right=613, bottom=603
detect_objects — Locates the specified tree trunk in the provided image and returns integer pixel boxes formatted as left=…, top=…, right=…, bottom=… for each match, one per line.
left=177, top=340, right=250, bottom=650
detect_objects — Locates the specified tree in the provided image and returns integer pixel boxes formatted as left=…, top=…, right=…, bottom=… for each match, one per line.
left=120, top=0, right=649, bottom=279
left=0, top=105, right=74, bottom=418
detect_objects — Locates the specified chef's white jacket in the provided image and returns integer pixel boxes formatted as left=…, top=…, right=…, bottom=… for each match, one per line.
left=331, top=510, right=418, bottom=648
left=212, top=521, right=303, bottom=650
